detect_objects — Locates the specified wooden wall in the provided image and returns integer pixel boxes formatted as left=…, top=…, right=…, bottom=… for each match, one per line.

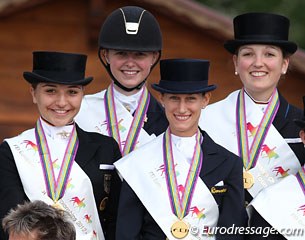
left=0, top=0, right=304, bottom=142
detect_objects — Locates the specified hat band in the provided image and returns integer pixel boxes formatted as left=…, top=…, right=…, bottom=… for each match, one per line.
left=237, top=34, right=288, bottom=41
left=33, top=70, right=85, bottom=81
left=158, top=80, right=208, bottom=90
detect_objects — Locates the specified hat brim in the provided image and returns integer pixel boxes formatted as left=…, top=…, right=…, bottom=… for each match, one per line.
left=294, top=119, right=305, bottom=129
left=151, top=83, right=217, bottom=94
left=23, top=72, right=93, bottom=86
left=224, top=39, right=298, bottom=54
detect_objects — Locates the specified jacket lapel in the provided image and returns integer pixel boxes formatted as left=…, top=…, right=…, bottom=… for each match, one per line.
left=74, top=124, right=100, bottom=168
left=272, top=93, right=289, bottom=131
left=199, top=130, right=227, bottom=176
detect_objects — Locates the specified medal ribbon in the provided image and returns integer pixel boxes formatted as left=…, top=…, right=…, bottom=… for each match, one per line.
left=104, top=83, right=150, bottom=156
left=296, top=166, right=305, bottom=195
left=35, top=119, right=79, bottom=202
left=163, top=128, right=203, bottom=219
left=236, top=88, right=279, bottom=170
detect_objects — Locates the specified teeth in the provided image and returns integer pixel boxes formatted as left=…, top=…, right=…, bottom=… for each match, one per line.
left=54, top=110, right=67, bottom=114
left=123, top=70, right=137, bottom=75
left=175, top=115, right=190, bottom=120
left=251, top=72, right=266, bottom=77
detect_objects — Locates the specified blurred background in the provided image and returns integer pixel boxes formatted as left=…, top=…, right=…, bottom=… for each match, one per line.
left=1, top=0, right=305, bottom=141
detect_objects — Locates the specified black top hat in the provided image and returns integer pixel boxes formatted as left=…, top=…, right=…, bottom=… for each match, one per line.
left=294, top=96, right=305, bottom=129
left=151, top=59, right=217, bottom=94
left=23, top=51, right=93, bottom=86
left=224, top=12, right=297, bottom=54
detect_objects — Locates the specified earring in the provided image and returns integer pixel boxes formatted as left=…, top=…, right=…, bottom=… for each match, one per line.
left=282, top=71, right=286, bottom=75
left=234, top=71, right=238, bottom=76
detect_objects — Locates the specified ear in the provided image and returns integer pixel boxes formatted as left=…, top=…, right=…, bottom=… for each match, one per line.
left=101, top=49, right=110, bottom=64
left=159, top=93, right=165, bottom=107
left=152, top=52, right=160, bottom=65
left=202, top=92, right=211, bottom=108
left=30, top=86, right=37, bottom=104
left=232, top=55, right=238, bottom=71
left=282, top=57, right=289, bottom=74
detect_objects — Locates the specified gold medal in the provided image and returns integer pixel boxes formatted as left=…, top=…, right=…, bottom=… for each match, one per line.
left=170, top=220, right=189, bottom=239
left=243, top=171, right=254, bottom=189
left=52, top=201, right=63, bottom=210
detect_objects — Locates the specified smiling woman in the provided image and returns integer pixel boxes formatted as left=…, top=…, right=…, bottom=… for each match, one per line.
left=0, top=51, right=122, bottom=240
left=30, top=83, right=84, bottom=127
left=113, top=58, right=245, bottom=240
left=199, top=12, right=305, bottom=240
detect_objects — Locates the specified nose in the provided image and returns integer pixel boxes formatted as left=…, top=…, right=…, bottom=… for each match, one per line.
left=178, top=100, right=187, bottom=113
left=124, top=53, right=136, bottom=67
left=56, top=94, right=67, bottom=107
left=253, top=55, right=263, bottom=67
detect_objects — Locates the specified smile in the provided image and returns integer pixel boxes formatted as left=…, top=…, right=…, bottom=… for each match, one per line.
left=250, top=71, right=267, bottom=77
left=174, top=114, right=190, bottom=121
left=122, top=70, right=138, bottom=75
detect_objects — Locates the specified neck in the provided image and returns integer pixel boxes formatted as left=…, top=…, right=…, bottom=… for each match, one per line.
left=244, top=88, right=274, bottom=104
left=113, top=84, right=142, bottom=96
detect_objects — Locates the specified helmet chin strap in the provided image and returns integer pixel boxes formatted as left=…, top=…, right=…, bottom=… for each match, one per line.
left=98, top=48, right=159, bottom=92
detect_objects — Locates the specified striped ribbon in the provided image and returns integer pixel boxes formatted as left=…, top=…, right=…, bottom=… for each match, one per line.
left=104, top=83, right=150, bottom=156
left=296, top=166, right=305, bottom=195
left=163, top=128, right=203, bottom=219
left=236, top=88, right=279, bottom=170
left=35, top=119, right=79, bottom=202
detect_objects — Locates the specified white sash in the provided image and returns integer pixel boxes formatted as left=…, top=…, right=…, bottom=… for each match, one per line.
left=200, top=90, right=301, bottom=197
left=114, top=134, right=219, bottom=240
left=75, top=90, right=155, bottom=148
left=6, top=129, right=104, bottom=240
left=249, top=175, right=305, bottom=239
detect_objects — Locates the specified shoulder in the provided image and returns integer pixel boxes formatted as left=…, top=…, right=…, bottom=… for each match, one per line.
left=76, top=124, right=117, bottom=145
left=83, top=90, right=106, bottom=100
left=279, top=93, right=303, bottom=119
left=202, top=130, right=242, bottom=163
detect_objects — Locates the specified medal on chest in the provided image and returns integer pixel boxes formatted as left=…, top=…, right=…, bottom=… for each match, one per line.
left=236, top=89, right=279, bottom=189
left=163, top=128, right=203, bottom=239
left=35, top=119, right=79, bottom=206
left=104, top=84, right=150, bottom=156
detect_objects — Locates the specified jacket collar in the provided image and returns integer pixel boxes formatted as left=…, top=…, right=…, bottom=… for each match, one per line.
left=272, top=93, right=289, bottom=131
left=74, top=124, right=101, bottom=168
left=199, top=129, right=227, bottom=176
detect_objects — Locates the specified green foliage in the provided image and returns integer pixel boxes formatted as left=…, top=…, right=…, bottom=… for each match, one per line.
left=196, top=0, right=305, bottom=49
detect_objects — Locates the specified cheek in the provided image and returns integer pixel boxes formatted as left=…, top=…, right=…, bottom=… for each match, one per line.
left=237, top=60, right=250, bottom=70
left=139, top=59, right=153, bottom=71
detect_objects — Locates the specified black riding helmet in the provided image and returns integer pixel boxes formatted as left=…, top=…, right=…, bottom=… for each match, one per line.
left=98, top=6, right=162, bottom=92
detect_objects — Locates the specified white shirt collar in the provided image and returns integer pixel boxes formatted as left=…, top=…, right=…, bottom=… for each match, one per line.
left=171, top=133, right=197, bottom=163
left=40, top=117, right=74, bottom=140
left=113, top=87, right=144, bottom=113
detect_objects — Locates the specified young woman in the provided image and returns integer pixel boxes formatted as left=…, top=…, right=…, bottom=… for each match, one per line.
left=200, top=12, right=304, bottom=202
left=75, top=6, right=168, bottom=157
left=199, top=12, right=305, bottom=239
left=114, top=59, right=245, bottom=239
left=0, top=51, right=122, bottom=240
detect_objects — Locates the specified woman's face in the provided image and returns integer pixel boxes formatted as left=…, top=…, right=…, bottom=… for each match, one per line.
left=104, top=50, right=158, bottom=94
left=31, top=83, right=84, bottom=127
left=160, top=92, right=210, bottom=137
left=233, top=44, right=289, bottom=100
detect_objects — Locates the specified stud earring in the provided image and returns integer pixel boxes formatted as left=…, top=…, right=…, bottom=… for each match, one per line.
left=234, top=71, right=238, bottom=76
left=282, top=71, right=286, bottom=75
